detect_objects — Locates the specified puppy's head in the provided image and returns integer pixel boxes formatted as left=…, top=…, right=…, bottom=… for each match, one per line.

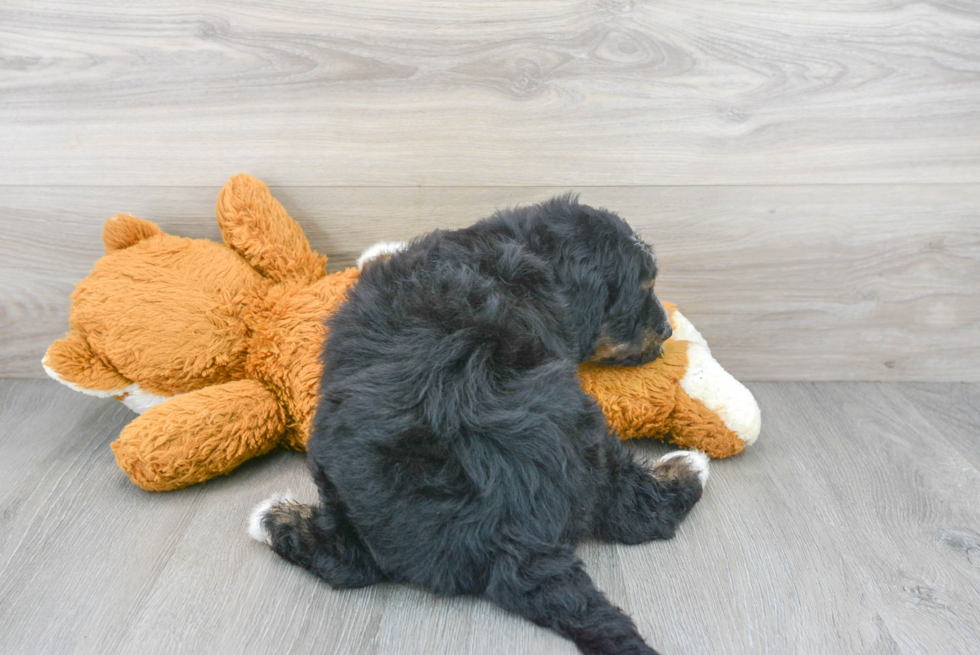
left=585, top=231, right=671, bottom=367
left=533, top=197, right=670, bottom=366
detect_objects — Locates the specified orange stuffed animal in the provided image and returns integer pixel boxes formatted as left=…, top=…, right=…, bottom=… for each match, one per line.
left=43, top=175, right=760, bottom=492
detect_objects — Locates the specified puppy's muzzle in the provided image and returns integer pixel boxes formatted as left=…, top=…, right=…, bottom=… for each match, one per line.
left=589, top=325, right=672, bottom=367
left=635, top=325, right=672, bottom=363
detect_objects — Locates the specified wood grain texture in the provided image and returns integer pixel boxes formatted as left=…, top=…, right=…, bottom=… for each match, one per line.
left=3, top=183, right=978, bottom=381
left=1, top=379, right=979, bottom=654
left=889, top=383, right=980, bottom=471
left=1, top=1, right=979, bottom=186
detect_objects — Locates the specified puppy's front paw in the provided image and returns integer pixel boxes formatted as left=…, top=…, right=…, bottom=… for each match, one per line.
left=248, top=490, right=297, bottom=545
left=653, top=450, right=710, bottom=488
left=356, top=241, right=408, bottom=270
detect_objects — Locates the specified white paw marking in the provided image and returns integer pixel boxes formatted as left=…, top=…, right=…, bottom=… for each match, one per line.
left=658, top=450, right=710, bottom=488
left=248, top=490, right=296, bottom=545
left=118, top=385, right=173, bottom=413
left=356, top=241, right=409, bottom=270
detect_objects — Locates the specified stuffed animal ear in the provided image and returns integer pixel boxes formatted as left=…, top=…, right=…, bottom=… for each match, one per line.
left=102, top=214, right=162, bottom=253
left=215, top=174, right=327, bottom=285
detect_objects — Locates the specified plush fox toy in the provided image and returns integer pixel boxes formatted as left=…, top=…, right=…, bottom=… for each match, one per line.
left=43, top=175, right=760, bottom=492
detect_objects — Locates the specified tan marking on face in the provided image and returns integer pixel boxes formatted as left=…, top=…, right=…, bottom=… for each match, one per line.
left=588, top=324, right=667, bottom=364
left=588, top=333, right=633, bottom=362
left=641, top=279, right=656, bottom=291
left=641, top=327, right=665, bottom=354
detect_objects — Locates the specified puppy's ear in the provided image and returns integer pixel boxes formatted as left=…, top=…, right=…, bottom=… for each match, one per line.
left=356, top=241, right=408, bottom=270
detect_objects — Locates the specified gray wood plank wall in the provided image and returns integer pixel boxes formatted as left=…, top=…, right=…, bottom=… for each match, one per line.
left=2, top=1, right=979, bottom=381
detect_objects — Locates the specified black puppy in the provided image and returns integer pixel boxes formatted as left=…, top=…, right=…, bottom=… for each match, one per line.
left=250, top=196, right=708, bottom=655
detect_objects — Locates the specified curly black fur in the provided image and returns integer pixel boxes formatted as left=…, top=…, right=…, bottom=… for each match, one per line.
left=264, top=196, right=705, bottom=655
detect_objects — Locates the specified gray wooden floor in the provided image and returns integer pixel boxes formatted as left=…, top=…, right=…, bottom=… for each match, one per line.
left=1, top=379, right=978, bottom=655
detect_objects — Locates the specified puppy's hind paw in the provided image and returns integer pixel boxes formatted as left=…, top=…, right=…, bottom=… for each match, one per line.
left=248, top=490, right=297, bottom=546
left=654, top=450, right=710, bottom=488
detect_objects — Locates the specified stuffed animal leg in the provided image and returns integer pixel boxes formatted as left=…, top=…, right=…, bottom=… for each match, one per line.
left=578, top=305, right=760, bottom=458
left=215, top=173, right=327, bottom=285
left=111, top=380, right=287, bottom=491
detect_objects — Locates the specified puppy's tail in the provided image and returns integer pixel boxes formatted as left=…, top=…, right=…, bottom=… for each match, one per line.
left=248, top=492, right=384, bottom=589
left=485, top=545, right=660, bottom=655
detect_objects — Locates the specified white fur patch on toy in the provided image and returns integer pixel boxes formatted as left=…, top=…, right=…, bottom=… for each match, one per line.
left=356, top=241, right=408, bottom=270
left=658, top=450, right=710, bottom=487
left=118, top=386, right=172, bottom=413
left=42, top=356, right=123, bottom=398
left=42, top=354, right=172, bottom=414
left=248, top=490, right=297, bottom=545
left=671, top=311, right=762, bottom=446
